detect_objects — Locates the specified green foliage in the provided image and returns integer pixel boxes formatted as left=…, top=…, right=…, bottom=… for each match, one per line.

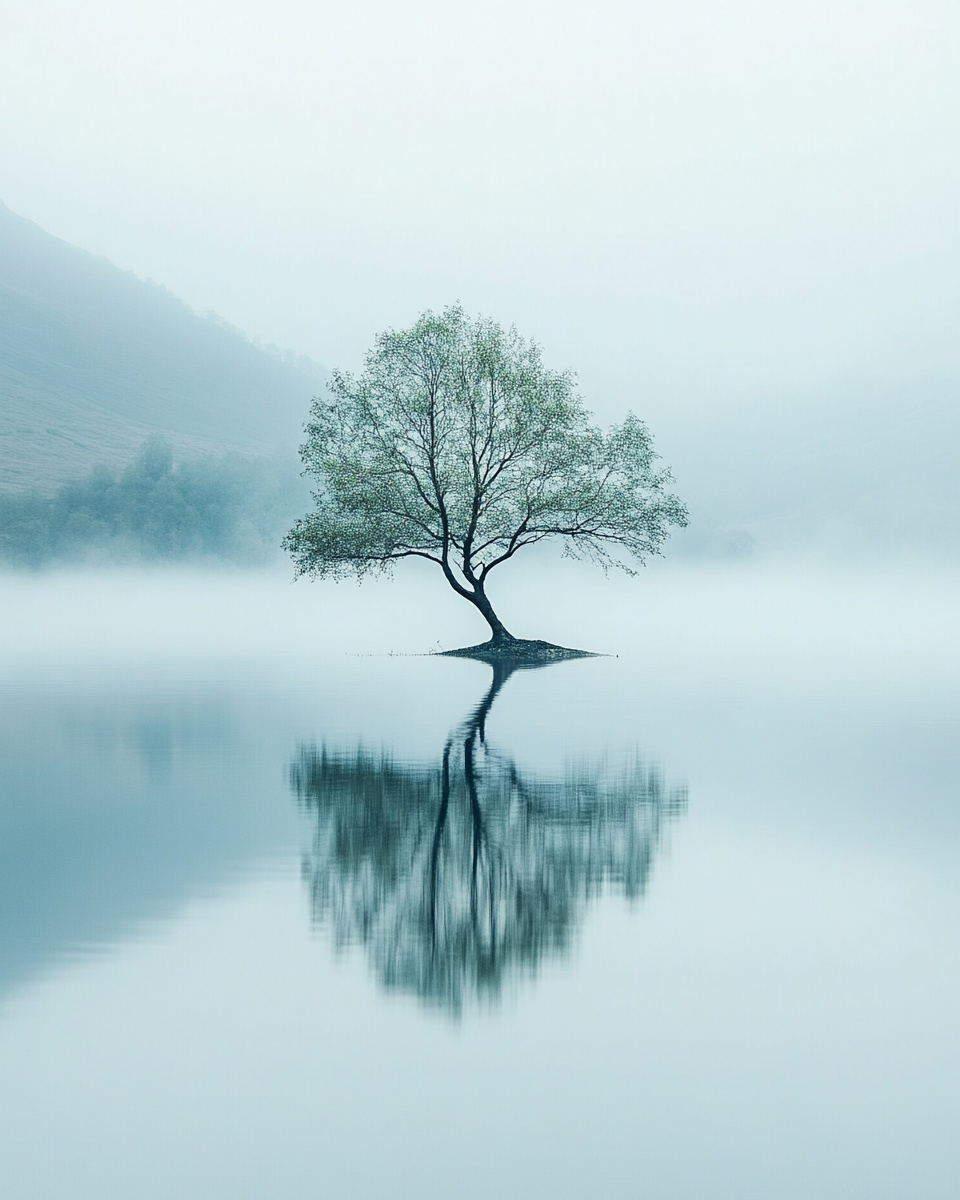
left=284, top=306, right=687, bottom=604
left=0, top=438, right=308, bottom=568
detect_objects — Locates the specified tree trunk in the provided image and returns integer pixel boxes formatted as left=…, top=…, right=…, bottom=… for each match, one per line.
left=468, top=583, right=515, bottom=644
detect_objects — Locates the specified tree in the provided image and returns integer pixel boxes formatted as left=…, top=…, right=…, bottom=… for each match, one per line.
left=291, top=661, right=687, bottom=1013
left=283, top=305, right=687, bottom=654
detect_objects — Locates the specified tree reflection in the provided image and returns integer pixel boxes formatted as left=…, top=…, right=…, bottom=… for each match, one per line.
left=290, top=662, right=686, bottom=1013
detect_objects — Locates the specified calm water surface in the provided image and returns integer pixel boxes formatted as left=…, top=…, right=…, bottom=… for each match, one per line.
left=1, top=567, right=958, bottom=1198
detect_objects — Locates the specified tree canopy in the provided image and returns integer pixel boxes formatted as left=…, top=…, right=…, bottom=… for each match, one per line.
left=283, top=305, right=687, bottom=649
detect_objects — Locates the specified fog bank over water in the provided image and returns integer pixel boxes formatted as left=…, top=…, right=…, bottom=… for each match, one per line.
left=2, top=6, right=959, bottom=1190
left=6, top=560, right=958, bottom=841
left=3, top=560, right=958, bottom=692
left=2, top=560, right=957, bottom=1197
left=2, top=559, right=958, bottom=1004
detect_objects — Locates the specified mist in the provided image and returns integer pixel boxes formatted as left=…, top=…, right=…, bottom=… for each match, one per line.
left=0, top=439, right=309, bottom=568
left=3, top=1, right=959, bottom=556
left=3, top=558, right=958, bottom=704
left=3, top=6, right=960, bottom=1196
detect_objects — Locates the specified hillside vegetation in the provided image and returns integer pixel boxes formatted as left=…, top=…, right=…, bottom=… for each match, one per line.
left=0, top=438, right=308, bottom=568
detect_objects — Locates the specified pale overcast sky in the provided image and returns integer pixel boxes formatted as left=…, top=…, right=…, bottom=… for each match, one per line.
left=2, top=0, right=958, bottom=431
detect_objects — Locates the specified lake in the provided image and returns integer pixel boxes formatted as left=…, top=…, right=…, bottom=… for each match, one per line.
left=1, top=562, right=958, bottom=1199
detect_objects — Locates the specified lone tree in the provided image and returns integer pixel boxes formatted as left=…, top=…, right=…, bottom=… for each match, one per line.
left=284, top=306, right=687, bottom=659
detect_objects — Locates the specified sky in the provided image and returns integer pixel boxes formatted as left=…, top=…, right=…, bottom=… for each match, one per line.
left=1, top=0, right=959, bottom=450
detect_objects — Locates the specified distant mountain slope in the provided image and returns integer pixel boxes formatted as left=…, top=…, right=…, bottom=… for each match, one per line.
left=0, top=201, right=323, bottom=492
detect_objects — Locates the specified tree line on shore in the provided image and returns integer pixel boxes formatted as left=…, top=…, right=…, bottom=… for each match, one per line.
left=0, top=437, right=307, bottom=568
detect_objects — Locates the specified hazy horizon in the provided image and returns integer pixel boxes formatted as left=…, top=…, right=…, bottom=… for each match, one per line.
left=3, top=2, right=958, bottom=407
left=4, top=1, right=958, bottom=557
left=3, top=9, right=960, bottom=1194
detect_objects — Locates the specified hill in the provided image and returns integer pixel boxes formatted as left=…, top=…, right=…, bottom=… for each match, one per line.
left=0, top=200, right=322, bottom=493
left=3, top=199, right=957, bottom=561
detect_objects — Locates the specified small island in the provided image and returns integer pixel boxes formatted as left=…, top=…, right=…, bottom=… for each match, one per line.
left=438, top=637, right=598, bottom=665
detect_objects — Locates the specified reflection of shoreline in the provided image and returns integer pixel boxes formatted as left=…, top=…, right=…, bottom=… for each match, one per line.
left=0, top=681, right=298, bottom=1012
left=290, top=661, right=687, bottom=1014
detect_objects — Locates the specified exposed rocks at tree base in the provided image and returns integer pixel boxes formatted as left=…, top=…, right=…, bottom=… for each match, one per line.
left=438, top=638, right=600, bottom=665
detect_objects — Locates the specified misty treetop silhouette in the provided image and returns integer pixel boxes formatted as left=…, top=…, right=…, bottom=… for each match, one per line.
left=284, top=306, right=687, bottom=660
left=0, top=436, right=307, bottom=568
